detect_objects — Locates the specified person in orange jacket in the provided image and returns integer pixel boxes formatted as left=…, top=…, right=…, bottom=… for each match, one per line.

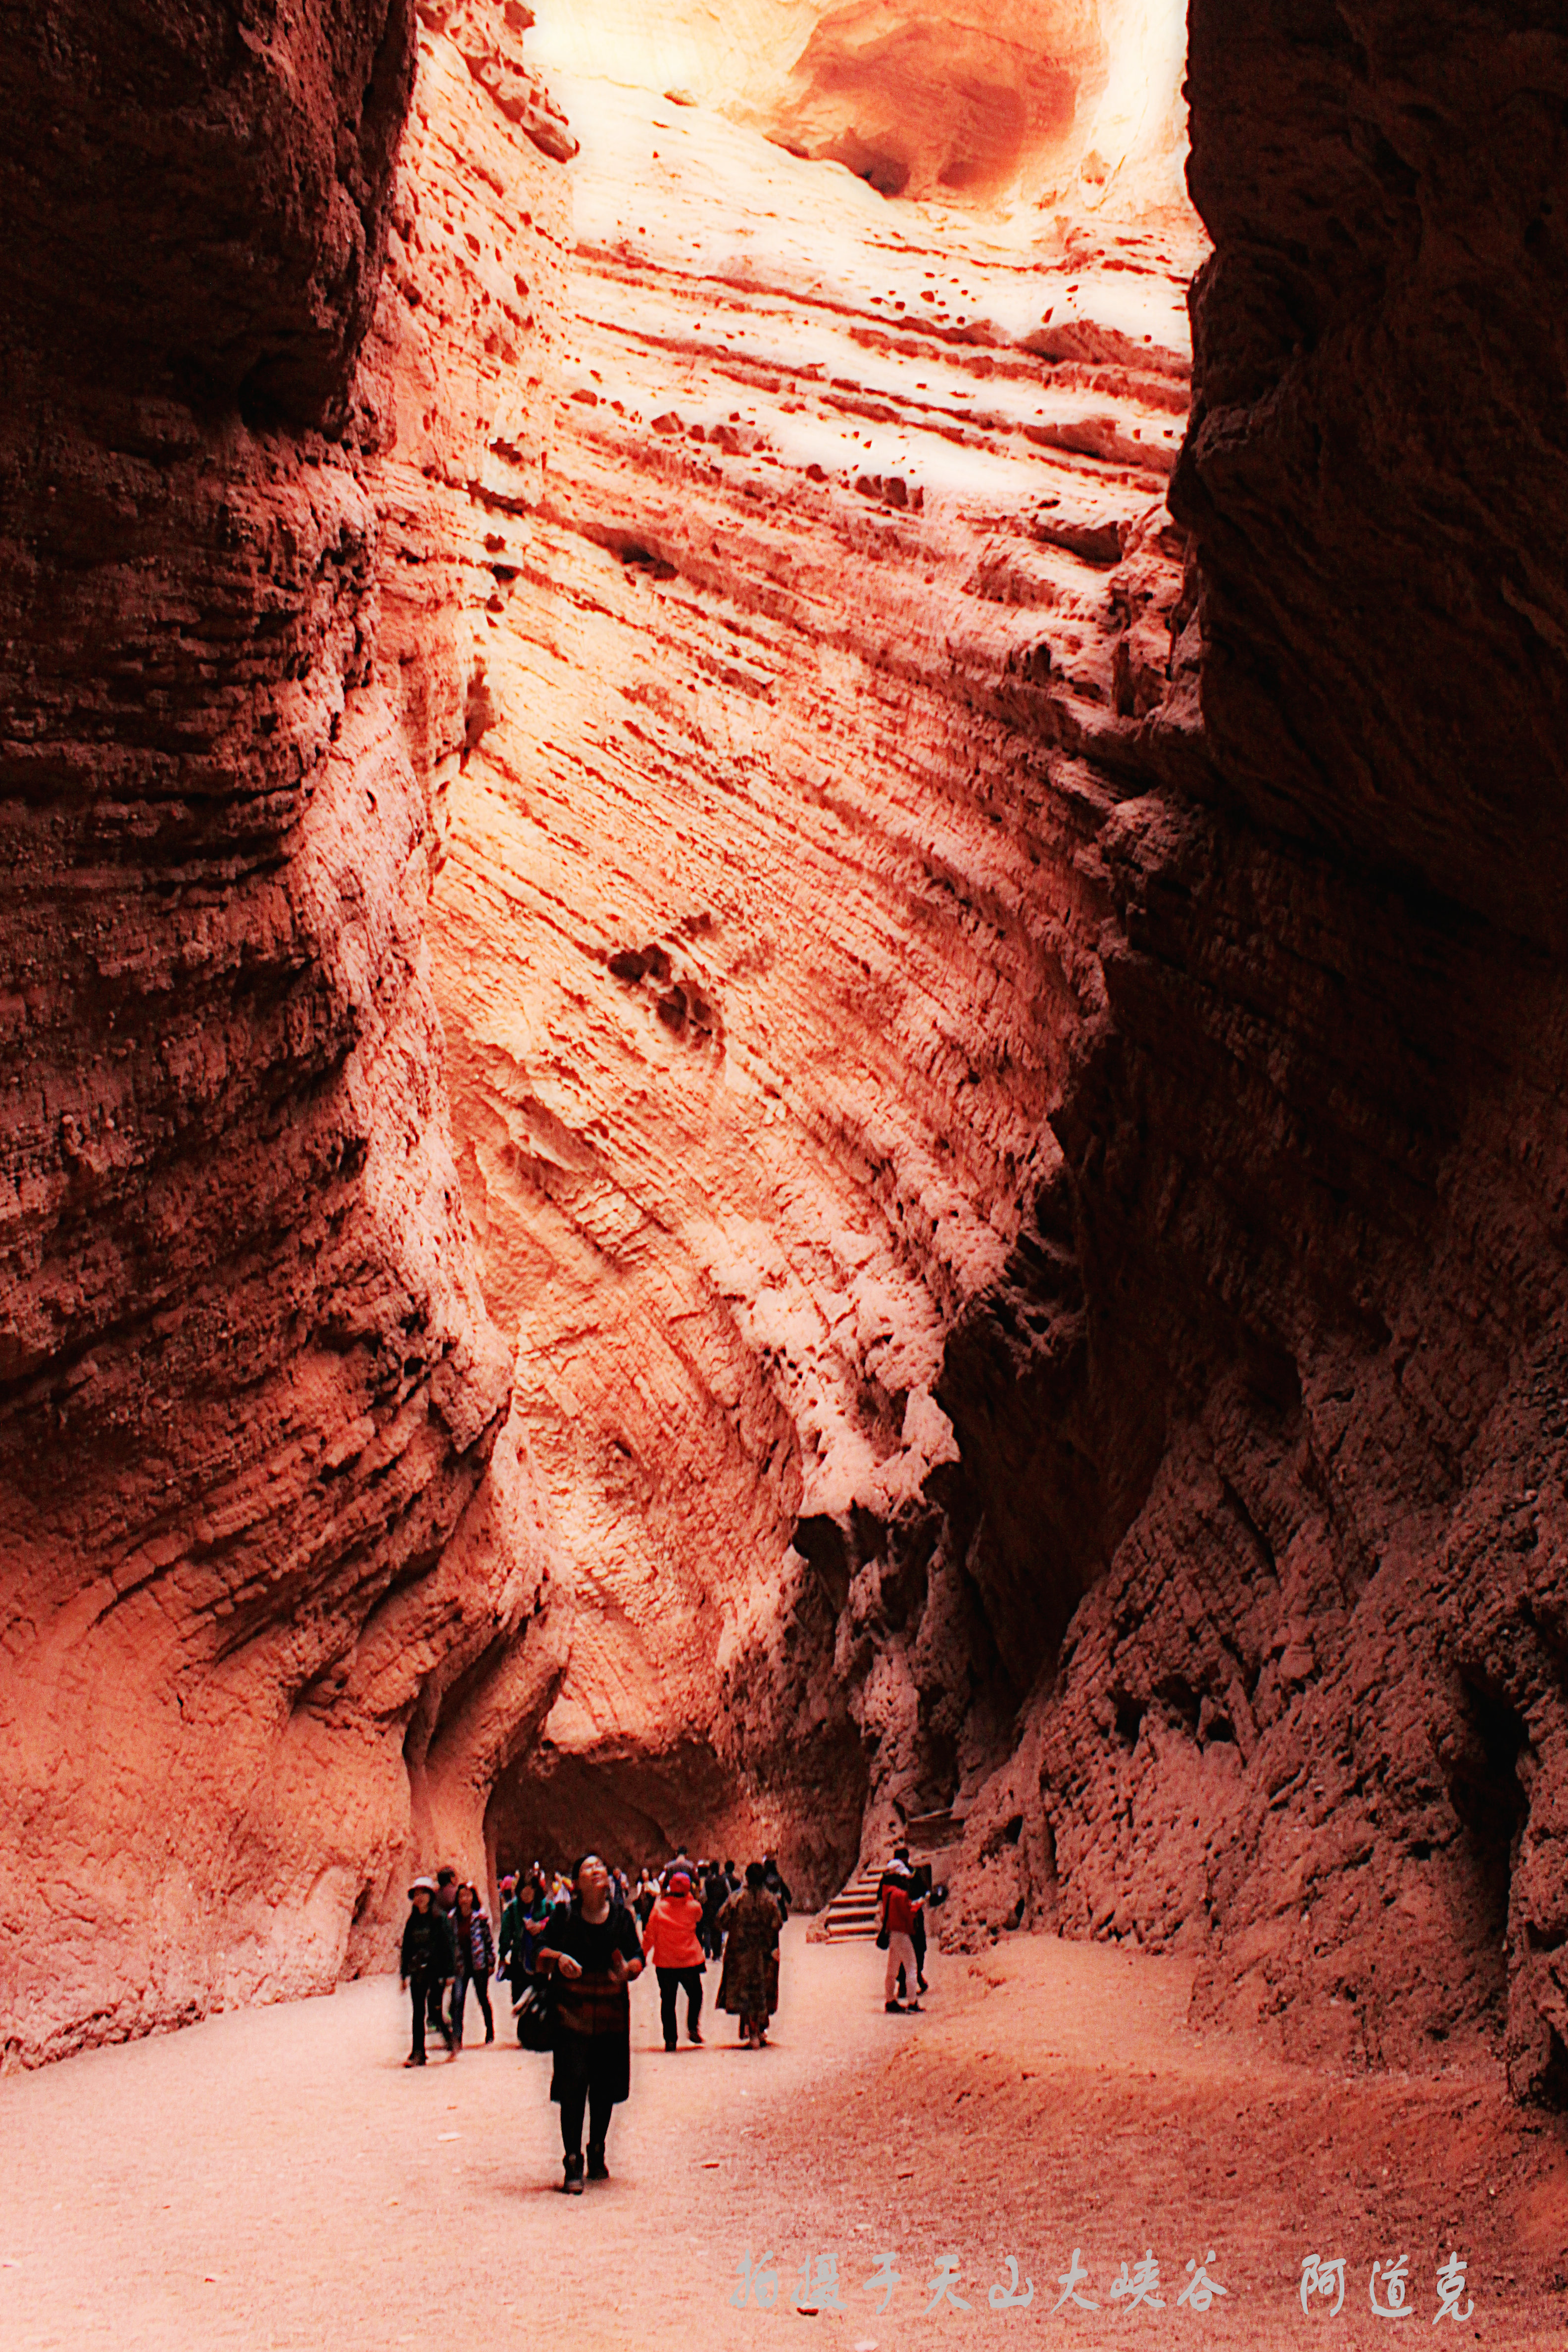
left=641, top=1868, right=706, bottom=2050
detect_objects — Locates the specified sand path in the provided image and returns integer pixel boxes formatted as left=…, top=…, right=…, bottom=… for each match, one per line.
left=3, top=1925, right=1563, bottom=2350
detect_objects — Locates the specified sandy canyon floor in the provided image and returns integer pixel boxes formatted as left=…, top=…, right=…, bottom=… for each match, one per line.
left=4, top=1926, right=1564, bottom=2350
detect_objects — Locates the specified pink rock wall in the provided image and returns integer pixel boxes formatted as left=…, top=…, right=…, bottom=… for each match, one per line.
left=0, top=0, right=569, bottom=2061
left=4, top=0, right=1563, bottom=2113
left=431, top=11, right=1568, bottom=2108
left=528, top=0, right=1189, bottom=214
left=422, top=68, right=1204, bottom=1893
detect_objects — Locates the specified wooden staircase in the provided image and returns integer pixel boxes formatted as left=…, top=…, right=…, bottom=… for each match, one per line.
left=818, top=1861, right=885, bottom=1941
left=816, top=1812, right=968, bottom=1941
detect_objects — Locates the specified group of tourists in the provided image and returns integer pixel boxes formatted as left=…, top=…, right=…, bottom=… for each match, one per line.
left=629, top=1852, right=793, bottom=1958
left=398, top=1838, right=931, bottom=2193
left=396, top=1846, right=793, bottom=2187
left=638, top=1859, right=787, bottom=2055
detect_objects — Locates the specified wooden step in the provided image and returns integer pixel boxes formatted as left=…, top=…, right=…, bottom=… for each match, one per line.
left=816, top=1858, right=910, bottom=1941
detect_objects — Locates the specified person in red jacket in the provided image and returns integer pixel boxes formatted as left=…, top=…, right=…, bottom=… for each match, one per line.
left=880, top=1866, right=923, bottom=2014
left=642, top=1868, right=706, bottom=2050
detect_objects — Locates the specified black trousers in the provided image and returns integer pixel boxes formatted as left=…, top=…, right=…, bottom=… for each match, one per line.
left=657, top=1964, right=703, bottom=2047
left=452, top=1970, right=493, bottom=2043
left=559, top=2076, right=614, bottom=2158
left=409, top=1971, right=443, bottom=2060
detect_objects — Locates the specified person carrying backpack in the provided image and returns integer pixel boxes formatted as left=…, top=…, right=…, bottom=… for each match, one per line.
left=879, top=1865, right=922, bottom=2015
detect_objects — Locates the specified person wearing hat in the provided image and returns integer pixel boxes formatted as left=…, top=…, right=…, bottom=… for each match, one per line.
left=399, top=1878, right=456, bottom=2066
left=641, top=1869, right=706, bottom=2052
left=878, top=1860, right=923, bottom=2015
left=879, top=1845, right=930, bottom=2001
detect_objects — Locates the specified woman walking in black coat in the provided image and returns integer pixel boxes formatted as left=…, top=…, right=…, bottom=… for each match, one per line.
left=761, top=1853, right=792, bottom=1922
left=535, top=1853, right=645, bottom=2192
left=399, top=1877, right=455, bottom=2066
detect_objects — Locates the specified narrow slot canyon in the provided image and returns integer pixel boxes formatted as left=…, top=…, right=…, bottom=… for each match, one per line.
left=432, top=4, right=1203, bottom=1910
left=2, top=0, right=1568, bottom=2339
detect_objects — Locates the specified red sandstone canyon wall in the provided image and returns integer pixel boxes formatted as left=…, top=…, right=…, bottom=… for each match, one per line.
left=422, top=55, right=1202, bottom=1898
left=942, top=0, right=1568, bottom=2104
left=440, top=1, right=1567, bottom=2107
left=4, top=0, right=1563, bottom=2116
left=0, top=0, right=570, bottom=2061
left=527, top=0, right=1187, bottom=213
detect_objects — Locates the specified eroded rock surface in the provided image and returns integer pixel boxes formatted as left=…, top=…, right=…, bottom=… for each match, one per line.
left=946, top=0, right=1568, bottom=2102
left=528, top=0, right=1187, bottom=213
left=423, top=67, right=1202, bottom=1890
left=434, top=9, right=1568, bottom=2106
left=0, top=0, right=569, bottom=2061
left=5, top=0, right=1564, bottom=2113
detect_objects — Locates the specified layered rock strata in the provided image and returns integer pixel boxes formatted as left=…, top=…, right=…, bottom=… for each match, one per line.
left=424, top=73, right=1203, bottom=1890
left=7, top=0, right=1564, bottom=2115
left=437, top=16, right=1568, bottom=2107
left=945, top=0, right=1568, bottom=2102
left=0, top=0, right=570, bottom=2061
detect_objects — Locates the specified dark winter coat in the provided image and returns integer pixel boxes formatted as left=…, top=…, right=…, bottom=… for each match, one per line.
left=400, top=1905, right=455, bottom=1980
left=498, top=1895, right=522, bottom=1983
left=540, top=1901, right=643, bottom=2108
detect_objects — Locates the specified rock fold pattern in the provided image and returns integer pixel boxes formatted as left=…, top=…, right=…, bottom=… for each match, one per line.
left=437, top=16, right=1568, bottom=2103
left=0, top=0, right=569, bottom=2060
left=425, top=69, right=1202, bottom=1897
left=3, top=0, right=1564, bottom=2112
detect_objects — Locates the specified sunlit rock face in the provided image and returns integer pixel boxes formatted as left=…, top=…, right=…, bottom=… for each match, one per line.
left=527, top=0, right=1187, bottom=212
left=0, top=0, right=568, bottom=2061
left=437, top=0, right=1568, bottom=2105
left=424, top=7, right=1202, bottom=1894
